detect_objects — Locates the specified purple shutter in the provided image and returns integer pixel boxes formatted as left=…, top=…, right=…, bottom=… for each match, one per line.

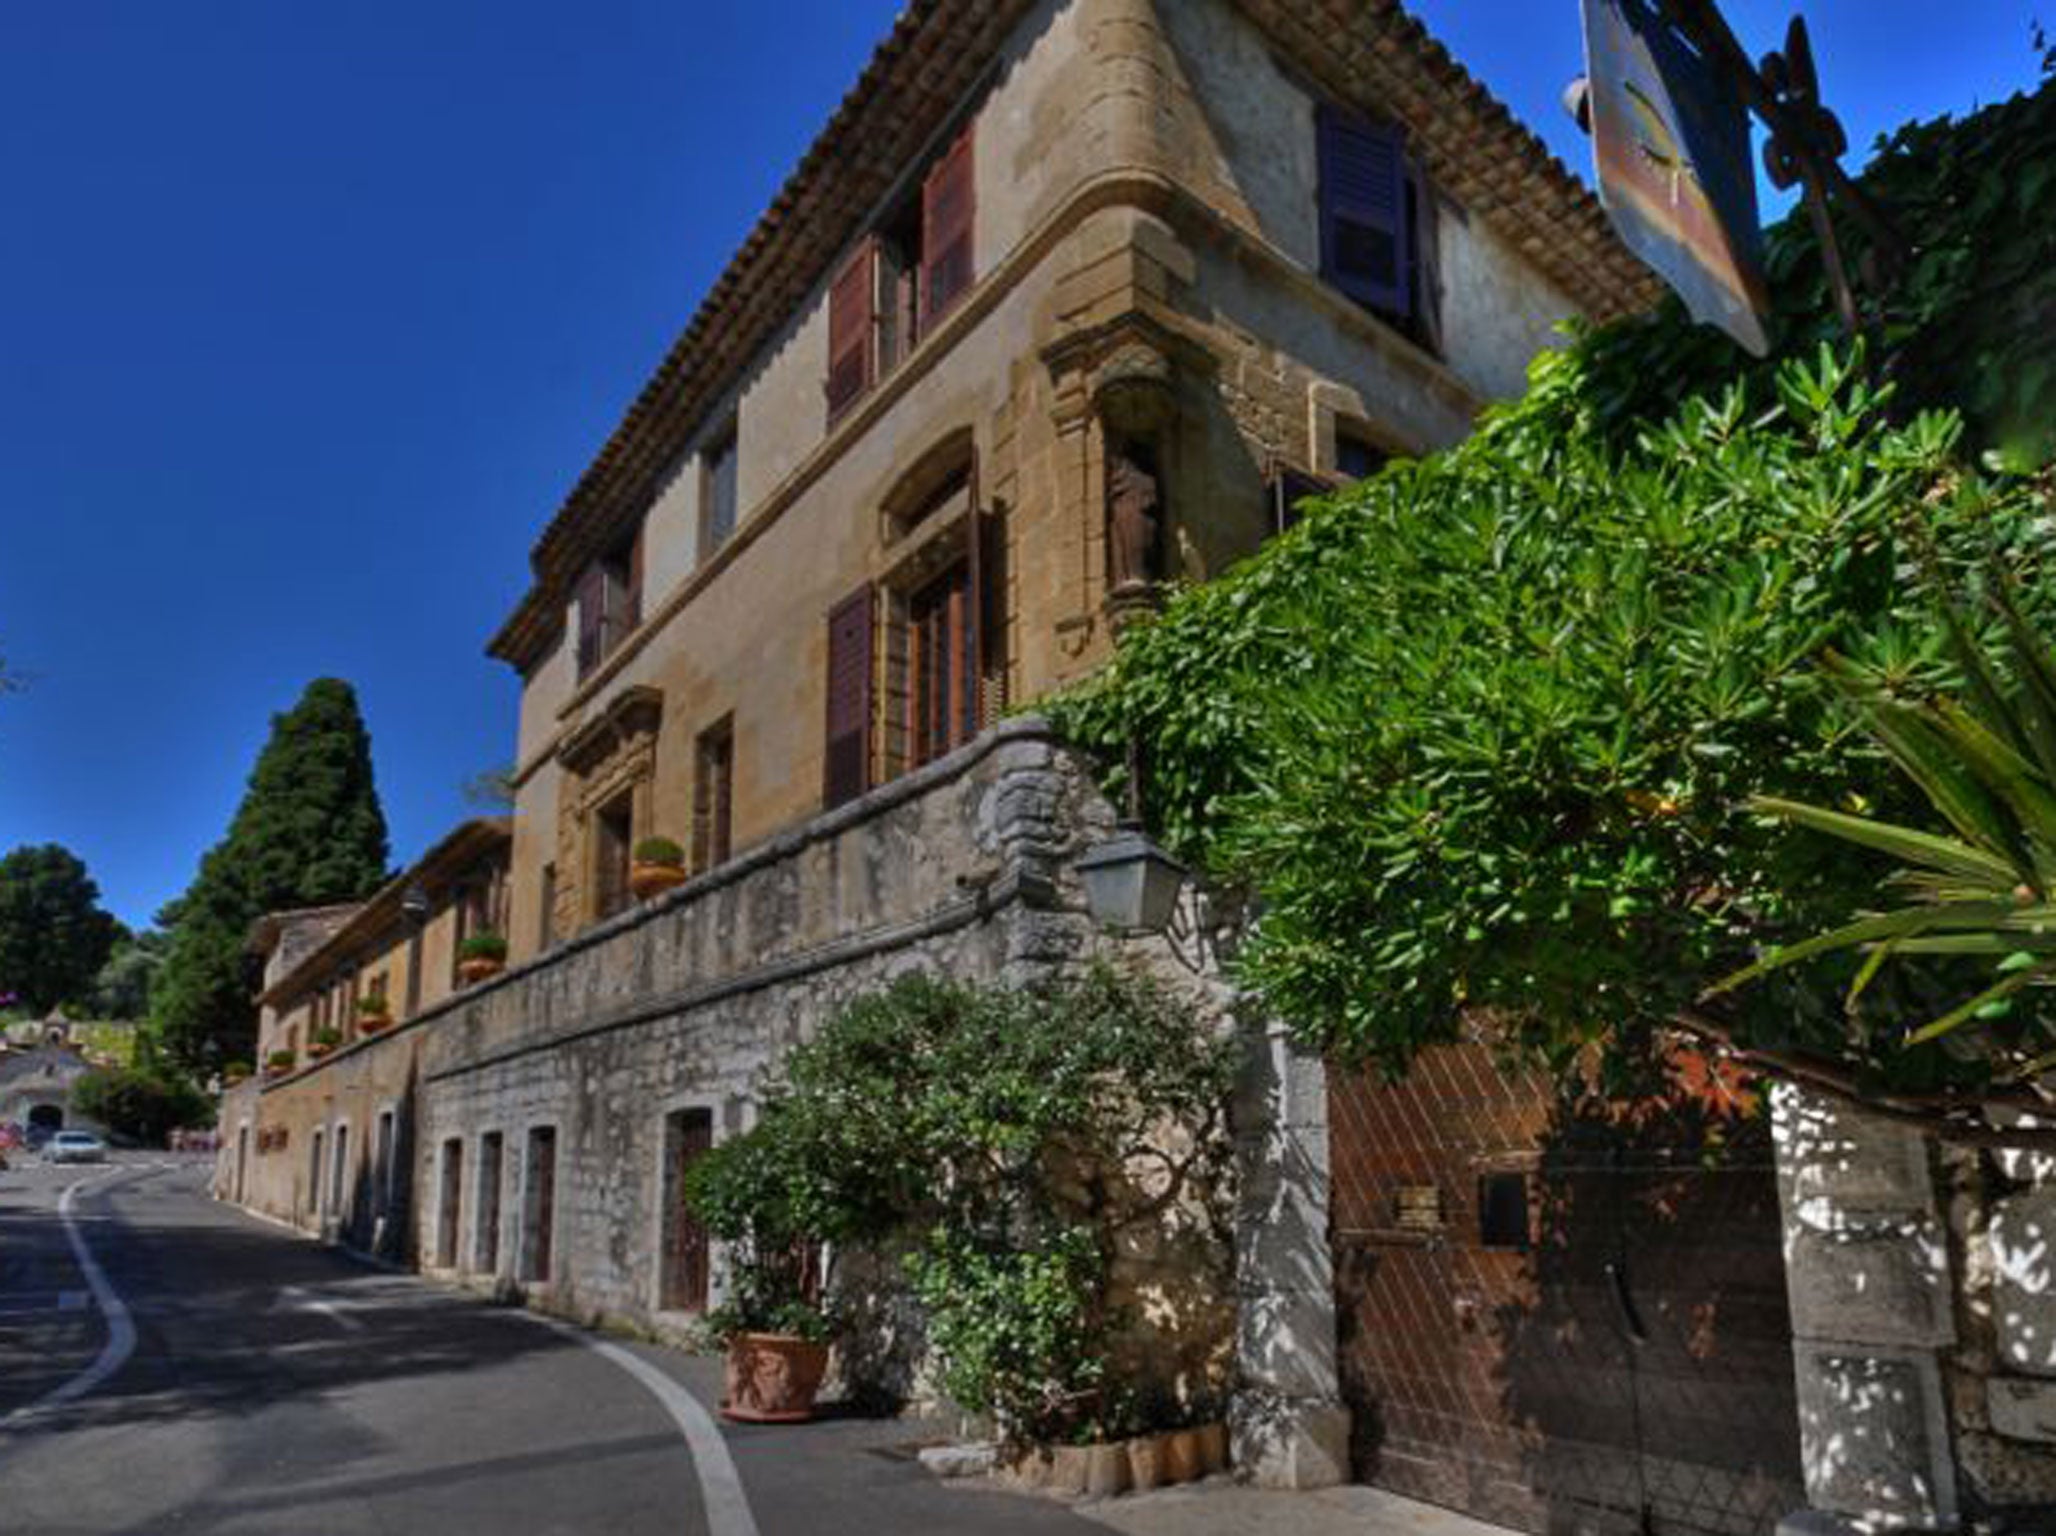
left=1318, top=106, right=1411, bottom=316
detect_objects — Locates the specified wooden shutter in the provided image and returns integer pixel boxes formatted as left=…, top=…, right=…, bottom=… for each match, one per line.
left=823, top=585, right=874, bottom=808
left=574, top=563, right=608, bottom=678
left=920, top=126, right=976, bottom=332
left=826, top=241, right=877, bottom=421
left=1318, top=106, right=1411, bottom=315
left=625, top=519, right=645, bottom=630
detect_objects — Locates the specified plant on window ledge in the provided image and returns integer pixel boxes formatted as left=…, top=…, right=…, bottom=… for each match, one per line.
left=457, top=931, right=508, bottom=984
left=630, top=837, right=689, bottom=901
left=265, top=1048, right=297, bottom=1077
left=307, top=1027, right=341, bottom=1060
left=222, top=1060, right=253, bottom=1086
left=356, top=995, right=394, bottom=1033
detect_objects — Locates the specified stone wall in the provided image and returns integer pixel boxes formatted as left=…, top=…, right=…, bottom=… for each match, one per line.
left=1773, top=1087, right=2056, bottom=1531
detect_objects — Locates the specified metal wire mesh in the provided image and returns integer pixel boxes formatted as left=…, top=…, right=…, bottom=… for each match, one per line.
left=1329, top=1043, right=1806, bottom=1536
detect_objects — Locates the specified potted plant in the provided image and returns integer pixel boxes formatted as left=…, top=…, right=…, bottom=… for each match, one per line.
left=222, top=1060, right=253, bottom=1088
left=629, top=837, right=688, bottom=901
left=457, top=931, right=508, bottom=984
left=308, top=1027, right=342, bottom=1060
left=683, top=1122, right=840, bottom=1423
left=356, top=994, right=394, bottom=1033
left=265, top=1048, right=297, bottom=1078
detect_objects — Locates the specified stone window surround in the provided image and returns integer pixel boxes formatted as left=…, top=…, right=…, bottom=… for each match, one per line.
left=472, top=1125, right=507, bottom=1277
left=647, top=1092, right=735, bottom=1321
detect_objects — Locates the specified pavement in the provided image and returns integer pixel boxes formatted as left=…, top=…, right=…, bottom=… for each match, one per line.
left=0, top=1152, right=1511, bottom=1536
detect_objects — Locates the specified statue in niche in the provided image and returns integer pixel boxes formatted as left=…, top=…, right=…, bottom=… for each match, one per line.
left=1106, top=441, right=1163, bottom=596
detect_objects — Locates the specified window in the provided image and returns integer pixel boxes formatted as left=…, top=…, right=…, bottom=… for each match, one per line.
left=1268, top=467, right=1327, bottom=538
left=522, top=1126, right=558, bottom=1284
left=906, top=560, right=978, bottom=769
left=693, top=718, right=735, bottom=873
left=700, top=424, right=738, bottom=557
left=451, top=881, right=496, bottom=987
left=575, top=519, right=644, bottom=679
left=476, top=1131, right=504, bottom=1274
left=825, top=123, right=975, bottom=423
left=538, top=862, right=558, bottom=951
left=591, top=789, right=635, bottom=922
left=1317, top=106, right=1442, bottom=350
left=1478, top=1170, right=1530, bottom=1251
left=658, top=1109, right=715, bottom=1312
left=438, top=1138, right=464, bottom=1268
left=1336, top=429, right=1389, bottom=483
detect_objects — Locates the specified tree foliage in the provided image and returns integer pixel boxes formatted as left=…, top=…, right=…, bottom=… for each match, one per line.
left=1048, top=80, right=2056, bottom=1128
left=0, top=845, right=121, bottom=1015
left=152, top=679, right=390, bottom=1071
left=93, top=928, right=167, bottom=1021
left=685, top=968, right=1235, bottom=1441
left=73, top=1063, right=213, bottom=1146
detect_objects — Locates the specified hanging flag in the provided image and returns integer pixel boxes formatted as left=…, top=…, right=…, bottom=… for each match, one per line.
left=1581, top=0, right=1770, bottom=354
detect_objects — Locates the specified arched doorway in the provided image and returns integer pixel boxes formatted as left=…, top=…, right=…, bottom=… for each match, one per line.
left=27, top=1103, right=64, bottom=1136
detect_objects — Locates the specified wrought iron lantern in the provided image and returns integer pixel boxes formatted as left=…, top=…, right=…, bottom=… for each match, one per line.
left=1075, top=821, right=1187, bottom=934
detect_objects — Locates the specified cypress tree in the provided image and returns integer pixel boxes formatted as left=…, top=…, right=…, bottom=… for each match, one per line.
left=153, top=679, right=390, bottom=1070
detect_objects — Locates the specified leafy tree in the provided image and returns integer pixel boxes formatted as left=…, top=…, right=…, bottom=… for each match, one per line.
left=461, top=765, right=516, bottom=811
left=73, top=1063, right=212, bottom=1146
left=1049, top=78, right=2056, bottom=1144
left=93, top=928, right=168, bottom=1020
left=0, top=845, right=121, bottom=1014
left=152, top=679, right=390, bottom=1071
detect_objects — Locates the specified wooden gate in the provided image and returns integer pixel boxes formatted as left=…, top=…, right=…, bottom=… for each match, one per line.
left=1328, top=1043, right=1805, bottom=1536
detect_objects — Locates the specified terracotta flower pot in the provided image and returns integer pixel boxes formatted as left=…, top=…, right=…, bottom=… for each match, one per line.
left=1126, top=1433, right=1166, bottom=1492
left=1161, top=1426, right=1203, bottom=1485
left=308, top=1042, right=335, bottom=1060
left=630, top=861, right=687, bottom=901
left=457, top=956, right=504, bottom=984
left=1047, top=1444, right=1091, bottom=1496
left=720, top=1332, right=829, bottom=1423
left=1198, top=1421, right=1229, bottom=1475
left=1084, top=1440, right=1130, bottom=1498
left=357, top=1012, right=393, bottom=1034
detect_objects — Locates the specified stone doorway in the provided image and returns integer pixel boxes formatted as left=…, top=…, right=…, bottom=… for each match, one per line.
left=1328, top=1043, right=1806, bottom=1535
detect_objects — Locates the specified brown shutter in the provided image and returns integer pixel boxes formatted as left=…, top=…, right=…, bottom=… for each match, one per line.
left=825, top=241, right=877, bottom=421
left=920, top=126, right=975, bottom=332
left=574, top=563, right=607, bottom=678
left=823, top=585, right=875, bottom=808
left=964, top=448, right=983, bottom=732
left=626, top=519, right=645, bottom=630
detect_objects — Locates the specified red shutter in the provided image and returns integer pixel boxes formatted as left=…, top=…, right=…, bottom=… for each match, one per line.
left=823, top=585, right=874, bottom=808
left=574, top=563, right=608, bottom=678
left=826, top=241, right=877, bottom=421
left=1318, top=107, right=1411, bottom=315
left=920, top=127, right=976, bottom=333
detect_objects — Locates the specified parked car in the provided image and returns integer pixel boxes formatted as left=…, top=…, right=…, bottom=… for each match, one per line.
left=43, top=1131, right=107, bottom=1164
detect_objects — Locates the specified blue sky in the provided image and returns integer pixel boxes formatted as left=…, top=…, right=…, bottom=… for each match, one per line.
left=0, top=2, right=2046, bottom=931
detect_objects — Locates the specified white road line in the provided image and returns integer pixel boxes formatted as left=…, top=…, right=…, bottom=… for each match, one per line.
left=277, top=1286, right=367, bottom=1332
left=0, top=1169, right=139, bottom=1432
left=531, top=1315, right=761, bottom=1536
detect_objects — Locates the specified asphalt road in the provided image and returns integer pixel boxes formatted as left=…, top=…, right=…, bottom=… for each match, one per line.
left=0, top=1155, right=1109, bottom=1536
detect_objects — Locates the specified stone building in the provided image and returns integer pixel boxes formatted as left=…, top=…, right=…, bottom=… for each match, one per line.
left=213, top=1, right=2026, bottom=1529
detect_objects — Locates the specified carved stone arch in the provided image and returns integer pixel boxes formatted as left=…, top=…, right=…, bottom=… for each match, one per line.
left=879, top=426, right=977, bottom=545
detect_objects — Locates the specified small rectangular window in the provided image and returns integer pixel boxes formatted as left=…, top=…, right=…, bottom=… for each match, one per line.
left=1336, top=431, right=1388, bottom=483
left=575, top=521, right=644, bottom=680
left=701, top=426, right=739, bottom=556
left=659, top=1109, right=715, bottom=1312
left=523, top=1126, right=558, bottom=1284
left=476, top=1131, right=504, bottom=1274
left=592, top=790, right=635, bottom=922
left=538, top=862, right=558, bottom=951
left=438, top=1138, right=464, bottom=1268
left=1478, top=1170, right=1530, bottom=1251
left=693, top=718, right=735, bottom=873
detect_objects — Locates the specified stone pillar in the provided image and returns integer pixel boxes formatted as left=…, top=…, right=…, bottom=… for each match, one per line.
left=1773, top=1085, right=1960, bottom=1532
left=1229, top=1015, right=1350, bottom=1489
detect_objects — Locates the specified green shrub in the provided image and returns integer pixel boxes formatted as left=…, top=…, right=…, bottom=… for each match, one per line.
left=634, top=837, right=685, bottom=867
left=457, top=931, right=507, bottom=963
left=71, top=1064, right=212, bottom=1146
